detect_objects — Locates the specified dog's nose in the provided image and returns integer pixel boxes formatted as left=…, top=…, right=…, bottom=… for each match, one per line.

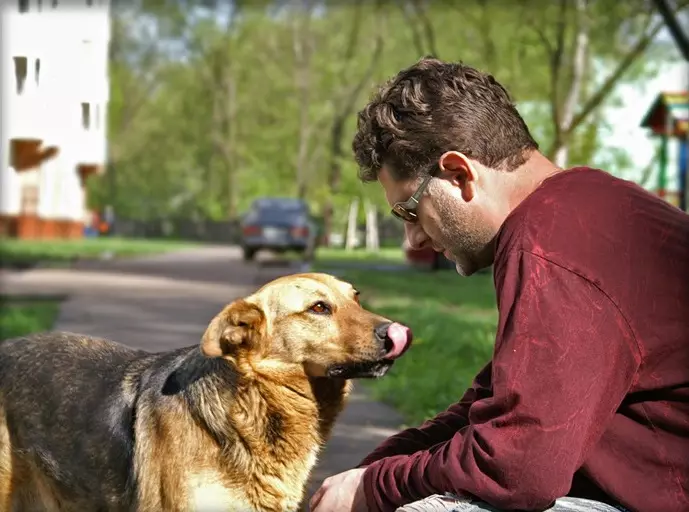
left=375, top=322, right=413, bottom=360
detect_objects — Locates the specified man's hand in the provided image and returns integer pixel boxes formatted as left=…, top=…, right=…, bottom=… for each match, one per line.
left=309, top=468, right=369, bottom=512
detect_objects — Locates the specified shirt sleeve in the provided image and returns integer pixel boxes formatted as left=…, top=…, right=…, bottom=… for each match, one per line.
left=362, top=250, right=641, bottom=512
left=357, top=363, right=493, bottom=467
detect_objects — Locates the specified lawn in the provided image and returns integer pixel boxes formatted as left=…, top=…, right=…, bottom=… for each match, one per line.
left=0, top=237, right=197, bottom=268
left=314, top=246, right=405, bottom=265
left=313, top=249, right=498, bottom=425
left=0, top=297, right=61, bottom=341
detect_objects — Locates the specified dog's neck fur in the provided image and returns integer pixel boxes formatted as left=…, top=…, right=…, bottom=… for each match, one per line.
left=147, top=347, right=351, bottom=511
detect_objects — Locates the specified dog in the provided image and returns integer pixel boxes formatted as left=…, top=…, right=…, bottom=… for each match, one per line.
left=0, top=272, right=412, bottom=512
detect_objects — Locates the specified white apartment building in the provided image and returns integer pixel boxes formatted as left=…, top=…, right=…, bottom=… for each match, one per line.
left=0, top=0, right=110, bottom=239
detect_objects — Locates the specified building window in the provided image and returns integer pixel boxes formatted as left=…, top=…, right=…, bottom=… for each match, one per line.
left=86, top=0, right=93, bottom=5
left=51, top=0, right=57, bottom=7
left=35, top=59, right=41, bottom=86
left=37, top=0, right=42, bottom=10
left=13, top=57, right=28, bottom=95
left=81, top=103, right=91, bottom=130
left=18, top=0, right=29, bottom=13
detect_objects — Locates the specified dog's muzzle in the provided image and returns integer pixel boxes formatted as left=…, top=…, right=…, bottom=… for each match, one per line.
left=374, top=322, right=413, bottom=360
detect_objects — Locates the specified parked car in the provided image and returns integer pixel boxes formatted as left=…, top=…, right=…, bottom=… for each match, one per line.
left=403, top=238, right=455, bottom=271
left=239, top=197, right=318, bottom=261
left=404, top=239, right=493, bottom=274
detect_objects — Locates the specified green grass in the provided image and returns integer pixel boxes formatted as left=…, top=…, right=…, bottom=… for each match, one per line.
left=315, top=246, right=405, bottom=265
left=277, top=246, right=406, bottom=265
left=314, top=265, right=498, bottom=425
left=0, top=297, right=61, bottom=341
left=0, top=237, right=197, bottom=267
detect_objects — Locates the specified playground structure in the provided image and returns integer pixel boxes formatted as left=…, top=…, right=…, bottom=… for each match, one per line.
left=640, top=91, right=689, bottom=211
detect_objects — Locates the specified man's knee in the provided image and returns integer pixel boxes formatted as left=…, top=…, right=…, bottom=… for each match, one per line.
left=394, top=495, right=624, bottom=512
left=395, top=494, right=497, bottom=512
left=550, top=497, right=627, bottom=511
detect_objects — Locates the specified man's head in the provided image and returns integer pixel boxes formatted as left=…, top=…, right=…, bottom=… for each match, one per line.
left=352, top=57, right=556, bottom=275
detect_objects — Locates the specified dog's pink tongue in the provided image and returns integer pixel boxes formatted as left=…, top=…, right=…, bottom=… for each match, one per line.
left=385, top=322, right=413, bottom=359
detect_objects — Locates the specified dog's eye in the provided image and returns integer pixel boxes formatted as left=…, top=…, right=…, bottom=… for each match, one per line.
left=309, top=301, right=331, bottom=315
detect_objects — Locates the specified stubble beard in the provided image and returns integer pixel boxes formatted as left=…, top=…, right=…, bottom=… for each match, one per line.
left=436, top=203, right=488, bottom=277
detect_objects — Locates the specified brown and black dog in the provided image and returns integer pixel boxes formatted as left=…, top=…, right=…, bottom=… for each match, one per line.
left=0, top=272, right=412, bottom=512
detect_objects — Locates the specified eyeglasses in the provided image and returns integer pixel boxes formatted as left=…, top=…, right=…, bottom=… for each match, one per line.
left=390, top=169, right=438, bottom=223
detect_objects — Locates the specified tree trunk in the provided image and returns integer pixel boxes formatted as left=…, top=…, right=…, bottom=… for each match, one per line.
left=322, top=3, right=385, bottom=243
left=536, top=1, right=683, bottom=161
left=292, top=3, right=315, bottom=199
left=546, top=17, right=667, bottom=159
left=553, top=0, right=589, bottom=168
left=225, top=72, right=238, bottom=218
left=652, top=0, right=689, bottom=61
left=106, top=10, right=163, bottom=215
left=200, top=9, right=242, bottom=219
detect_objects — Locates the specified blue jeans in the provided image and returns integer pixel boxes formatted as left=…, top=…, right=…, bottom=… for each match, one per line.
left=395, top=494, right=629, bottom=512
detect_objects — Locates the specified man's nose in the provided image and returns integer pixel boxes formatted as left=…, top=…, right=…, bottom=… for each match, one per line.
left=405, top=223, right=431, bottom=251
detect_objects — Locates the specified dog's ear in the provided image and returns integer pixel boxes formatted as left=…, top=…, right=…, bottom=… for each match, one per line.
left=200, top=300, right=265, bottom=358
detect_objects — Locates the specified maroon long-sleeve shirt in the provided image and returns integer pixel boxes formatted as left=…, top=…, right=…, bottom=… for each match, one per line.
left=359, top=167, right=689, bottom=512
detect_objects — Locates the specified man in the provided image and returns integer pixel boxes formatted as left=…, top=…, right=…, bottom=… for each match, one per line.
left=309, top=57, right=689, bottom=512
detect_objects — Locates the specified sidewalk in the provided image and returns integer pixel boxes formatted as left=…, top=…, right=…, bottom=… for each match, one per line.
left=0, top=247, right=405, bottom=505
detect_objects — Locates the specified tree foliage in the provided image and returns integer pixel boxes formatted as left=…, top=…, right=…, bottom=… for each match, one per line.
left=91, top=0, right=683, bottom=232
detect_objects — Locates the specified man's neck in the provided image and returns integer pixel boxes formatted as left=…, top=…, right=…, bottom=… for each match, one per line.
left=503, top=152, right=563, bottom=213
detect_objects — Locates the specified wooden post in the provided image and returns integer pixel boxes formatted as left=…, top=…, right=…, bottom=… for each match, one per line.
left=658, top=113, right=674, bottom=200
left=679, top=134, right=688, bottom=211
left=345, top=198, right=359, bottom=251
left=658, top=134, right=668, bottom=199
left=364, top=200, right=380, bottom=252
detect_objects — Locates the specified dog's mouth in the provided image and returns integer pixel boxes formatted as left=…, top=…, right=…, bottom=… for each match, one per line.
left=325, top=359, right=395, bottom=379
left=325, top=322, right=413, bottom=379
left=326, top=322, right=413, bottom=379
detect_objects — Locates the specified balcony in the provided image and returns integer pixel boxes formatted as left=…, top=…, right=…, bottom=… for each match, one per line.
left=5, top=68, right=58, bottom=172
left=9, top=138, right=59, bottom=172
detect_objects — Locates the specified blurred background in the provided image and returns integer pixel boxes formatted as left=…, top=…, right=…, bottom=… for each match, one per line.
left=0, top=1, right=688, bottom=497
left=2, top=0, right=687, bottom=263
left=93, top=1, right=688, bottom=251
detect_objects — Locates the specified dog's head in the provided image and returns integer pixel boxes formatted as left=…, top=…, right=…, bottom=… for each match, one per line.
left=200, top=272, right=412, bottom=379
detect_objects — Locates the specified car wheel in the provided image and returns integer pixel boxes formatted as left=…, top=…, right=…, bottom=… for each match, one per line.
left=243, top=248, right=256, bottom=261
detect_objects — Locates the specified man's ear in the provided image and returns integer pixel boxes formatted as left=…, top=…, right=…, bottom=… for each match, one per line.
left=200, top=300, right=265, bottom=358
left=438, top=151, right=479, bottom=202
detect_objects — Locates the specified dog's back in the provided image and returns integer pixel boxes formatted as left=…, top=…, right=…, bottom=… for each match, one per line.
left=0, top=332, right=149, bottom=511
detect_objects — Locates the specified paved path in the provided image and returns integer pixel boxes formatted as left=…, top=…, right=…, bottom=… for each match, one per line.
left=0, top=246, right=404, bottom=507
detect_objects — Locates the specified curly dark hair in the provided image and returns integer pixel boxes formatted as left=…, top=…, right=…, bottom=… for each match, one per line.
left=352, top=57, right=539, bottom=182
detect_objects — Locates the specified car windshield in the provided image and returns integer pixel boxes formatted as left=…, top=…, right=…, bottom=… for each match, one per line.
left=246, top=199, right=308, bottom=224
left=254, top=198, right=306, bottom=211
